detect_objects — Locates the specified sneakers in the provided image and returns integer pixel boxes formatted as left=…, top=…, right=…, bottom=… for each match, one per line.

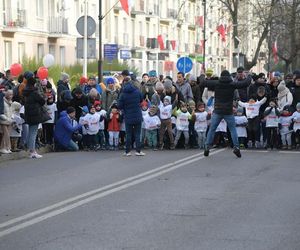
left=233, top=147, right=242, bottom=158
left=204, top=146, right=210, bottom=157
left=29, top=152, right=43, bottom=159
left=0, top=149, right=12, bottom=154
left=135, top=151, right=146, bottom=156
left=123, top=152, right=132, bottom=157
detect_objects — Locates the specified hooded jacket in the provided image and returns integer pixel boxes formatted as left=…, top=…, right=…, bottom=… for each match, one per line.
left=203, top=72, right=251, bottom=115
left=23, top=86, right=46, bottom=125
left=118, top=81, right=143, bottom=124
left=54, top=111, right=82, bottom=147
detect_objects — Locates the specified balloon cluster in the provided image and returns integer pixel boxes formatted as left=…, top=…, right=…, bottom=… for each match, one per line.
left=9, top=54, right=55, bottom=80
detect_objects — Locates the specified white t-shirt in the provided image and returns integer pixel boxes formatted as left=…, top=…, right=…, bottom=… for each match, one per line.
left=238, top=97, right=267, bottom=119
left=264, top=107, right=279, bottom=128
left=143, top=113, right=161, bottom=130
left=158, top=102, right=173, bottom=120
left=175, top=110, right=191, bottom=131
left=10, top=114, right=24, bottom=137
left=279, top=116, right=293, bottom=134
left=44, top=103, right=57, bottom=124
left=235, top=115, right=248, bottom=137
left=83, top=113, right=100, bottom=135
left=97, top=109, right=107, bottom=130
left=194, top=111, right=208, bottom=132
left=292, top=111, right=300, bottom=132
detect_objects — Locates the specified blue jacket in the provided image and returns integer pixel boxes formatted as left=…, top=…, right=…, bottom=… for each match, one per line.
left=54, top=111, right=82, bottom=147
left=83, top=84, right=102, bottom=95
left=118, top=82, right=143, bottom=125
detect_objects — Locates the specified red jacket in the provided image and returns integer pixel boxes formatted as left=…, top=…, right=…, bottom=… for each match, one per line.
left=107, top=112, right=120, bottom=131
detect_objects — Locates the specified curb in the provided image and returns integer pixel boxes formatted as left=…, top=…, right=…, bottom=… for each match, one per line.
left=0, top=145, right=53, bottom=163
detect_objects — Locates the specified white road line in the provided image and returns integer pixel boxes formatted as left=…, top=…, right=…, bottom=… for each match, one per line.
left=0, top=149, right=225, bottom=237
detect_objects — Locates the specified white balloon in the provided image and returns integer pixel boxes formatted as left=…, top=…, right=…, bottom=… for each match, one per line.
left=43, top=54, right=55, bottom=68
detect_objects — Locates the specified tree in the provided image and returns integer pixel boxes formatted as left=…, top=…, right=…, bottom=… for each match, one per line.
left=217, top=0, right=279, bottom=70
left=271, top=0, right=300, bottom=73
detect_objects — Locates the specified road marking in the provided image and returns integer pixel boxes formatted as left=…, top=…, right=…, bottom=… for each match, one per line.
left=0, top=149, right=225, bottom=238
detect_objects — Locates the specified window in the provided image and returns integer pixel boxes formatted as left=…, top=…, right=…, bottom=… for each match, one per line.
left=36, top=0, right=43, bottom=18
left=18, top=42, right=25, bottom=63
left=4, top=41, right=12, bottom=69
left=60, top=46, right=66, bottom=66
left=49, top=45, right=55, bottom=57
left=37, top=44, right=44, bottom=60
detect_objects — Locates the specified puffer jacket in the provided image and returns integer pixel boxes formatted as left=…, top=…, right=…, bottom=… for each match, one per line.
left=118, top=82, right=143, bottom=125
left=23, top=86, right=46, bottom=125
left=203, top=75, right=252, bottom=115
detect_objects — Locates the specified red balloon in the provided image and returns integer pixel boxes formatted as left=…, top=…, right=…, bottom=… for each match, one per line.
left=10, top=63, right=23, bottom=77
left=37, top=66, right=48, bottom=80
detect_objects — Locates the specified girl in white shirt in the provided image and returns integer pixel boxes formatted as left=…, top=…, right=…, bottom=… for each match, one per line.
left=192, top=102, right=209, bottom=149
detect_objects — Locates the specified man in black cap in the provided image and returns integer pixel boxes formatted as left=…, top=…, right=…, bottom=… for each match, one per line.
left=203, top=70, right=252, bottom=158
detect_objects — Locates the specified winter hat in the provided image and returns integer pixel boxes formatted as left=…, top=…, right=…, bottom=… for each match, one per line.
left=149, top=70, right=157, bottom=77
left=24, top=71, right=34, bottom=80
left=274, top=71, right=281, bottom=78
left=293, top=69, right=300, bottom=75
left=295, top=74, right=300, bottom=80
left=163, top=79, right=173, bottom=89
left=111, top=102, right=118, bottom=109
left=11, top=101, right=21, bottom=112
left=189, top=75, right=197, bottom=82
left=60, top=72, right=69, bottom=81
left=206, top=68, right=213, bottom=76
left=81, top=106, right=89, bottom=113
left=163, top=95, right=171, bottom=104
left=79, top=76, right=88, bottom=85
left=66, top=106, right=75, bottom=114
left=221, top=70, right=230, bottom=77
left=94, top=100, right=102, bottom=106
left=73, top=86, right=83, bottom=94
left=106, top=77, right=115, bottom=85
left=121, top=69, right=130, bottom=76
left=155, top=82, right=164, bottom=90
left=258, top=73, right=265, bottom=79
left=296, top=103, right=300, bottom=110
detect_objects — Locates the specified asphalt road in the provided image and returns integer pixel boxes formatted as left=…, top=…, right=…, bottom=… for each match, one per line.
left=0, top=148, right=300, bottom=250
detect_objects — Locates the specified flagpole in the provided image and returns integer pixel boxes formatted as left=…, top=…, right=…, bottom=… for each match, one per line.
left=203, top=0, right=206, bottom=72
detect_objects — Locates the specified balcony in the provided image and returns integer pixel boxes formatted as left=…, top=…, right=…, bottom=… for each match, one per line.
left=48, top=16, right=68, bottom=37
left=2, top=9, right=27, bottom=32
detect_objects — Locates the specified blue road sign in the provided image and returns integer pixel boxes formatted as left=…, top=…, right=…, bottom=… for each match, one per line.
left=176, top=57, right=193, bottom=74
left=104, top=44, right=118, bottom=61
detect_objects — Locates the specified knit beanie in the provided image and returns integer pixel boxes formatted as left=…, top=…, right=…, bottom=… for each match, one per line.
left=155, top=82, right=164, bottom=90
left=164, top=79, right=173, bottom=89
left=296, top=103, right=300, bottom=110
left=60, top=72, right=69, bottom=81
left=277, top=82, right=286, bottom=92
left=189, top=75, right=197, bottom=82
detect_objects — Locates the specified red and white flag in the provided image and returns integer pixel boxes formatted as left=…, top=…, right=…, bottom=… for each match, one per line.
left=217, top=24, right=226, bottom=42
left=272, top=40, right=279, bottom=64
left=120, top=0, right=129, bottom=15
left=157, top=35, right=165, bottom=50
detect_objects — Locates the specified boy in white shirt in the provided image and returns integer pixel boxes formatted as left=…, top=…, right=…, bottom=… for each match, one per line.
left=174, top=102, right=191, bottom=149
left=292, top=102, right=300, bottom=149
left=192, top=102, right=209, bottom=149
left=158, top=95, right=177, bottom=150
left=144, top=105, right=161, bottom=150
left=234, top=107, right=248, bottom=148
left=83, top=105, right=101, bottom=150
left=279, top=105, right=293, bottom=149
left=10, top=102, right=24, bottom=152
left=42, top=95, right=57, bottom=145
left=238, top=95, right=267, bottom=148
left=263, top=99, right=280, bottom=149
left=94, top=100, right=107, bottom=149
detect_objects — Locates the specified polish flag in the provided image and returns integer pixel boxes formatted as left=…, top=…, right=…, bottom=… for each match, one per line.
left=272, top=40, right=279, bottom=64
left=120, top=0, right=129, bottom=15
left=157, top=35, right=165, bottom=50
left=170, top=40, right=176, bottom=50
left=217, top=24, right=226, bottom=42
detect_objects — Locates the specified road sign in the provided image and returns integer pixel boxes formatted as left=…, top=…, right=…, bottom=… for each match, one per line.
left=104, top=44, right=118, bottom=61
left=176, top=57, right=193, bottom=73
left=120, top=50, right=132, bottom=59
left=76, top=16, right=96, bottom=37
left=76, top=38, right=96, bottom=59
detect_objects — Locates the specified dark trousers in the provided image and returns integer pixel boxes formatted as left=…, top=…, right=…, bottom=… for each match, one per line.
left=86, top=134, right=97, bottom=149
left=266, top=127, right=278, bottom=148
left=125, top=122, right=141, bottom=153
left=42, top=123, right=54, bottom=144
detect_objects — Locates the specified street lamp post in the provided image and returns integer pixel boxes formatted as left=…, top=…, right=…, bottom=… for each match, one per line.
left=98, top=1, right=103, bottom=84
left=202, top=0, right=206, bottom=72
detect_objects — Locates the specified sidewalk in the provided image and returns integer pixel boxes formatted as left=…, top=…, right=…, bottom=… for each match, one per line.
left=0, top=145, right=53, bottom=163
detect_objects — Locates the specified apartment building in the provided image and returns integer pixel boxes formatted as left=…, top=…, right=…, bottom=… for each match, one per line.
left=0, top=0, right=265, bottom=77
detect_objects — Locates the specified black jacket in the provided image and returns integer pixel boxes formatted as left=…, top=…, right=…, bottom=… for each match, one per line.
left=23, top=86, right=46, bottom=125
left=203, top=75, right=251, bottom=115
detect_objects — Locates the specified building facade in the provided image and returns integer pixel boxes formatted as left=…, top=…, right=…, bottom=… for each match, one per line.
left=0, top=0, right=266, bottom=78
